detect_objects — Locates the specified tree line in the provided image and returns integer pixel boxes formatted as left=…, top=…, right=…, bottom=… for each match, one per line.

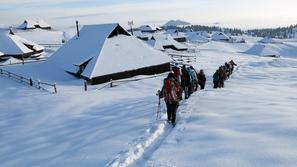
left=164, top=24, right=297, bottom=39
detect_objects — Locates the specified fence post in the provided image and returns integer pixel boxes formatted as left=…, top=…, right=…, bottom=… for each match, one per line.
left=54, top=83, right=57, bottom=94
left=29, top=78, right=33, bottom=86
left=110, top=79, right=113, bottom=88
left=38, top=80, right=41, bottom=89
left=84, top=80, right=87, bottom=91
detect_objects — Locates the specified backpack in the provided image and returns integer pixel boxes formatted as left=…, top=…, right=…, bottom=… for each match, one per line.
left=163, top=78, right=179, bottom=103
left=213, top=73, right=219, bottom=82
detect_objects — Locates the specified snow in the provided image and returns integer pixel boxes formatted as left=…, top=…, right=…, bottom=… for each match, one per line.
left=18, top=19, right=51, bottom=29
left=259, top=37, right=282, bottom=44
left=139, top=25, right=161, bottom=32
left=133, top=30, right=151, bottom=39
left=48, top=23, right=119, bottom=77
left=18, top=19, right=36, bottom=29
left=186, top=32, right=209, bottom=43
left=0, top=57, right=22, bottom=65
left=244, top=44, right=280, bottom=57
left=133, top=55, right=297, bottom=167
left=244, top=42, right=297, bottom=58
left=89, top=35, right=171, bottom=78
left=163, top=20, right=191, bottom=27
left=147, top=34, right=188, bottom=51
left=211, top=32, right=231, bottom=41
left=13, top=34, right=44, bottom=52
left=1, top=32, right=297, bottom=167
left=16, top=29, right=64, bottom=44
left=0, top=30, right=33, bottom=55
left=48, top=23, right=171, bottom=79
left=35, top=19, right=51, bottom=28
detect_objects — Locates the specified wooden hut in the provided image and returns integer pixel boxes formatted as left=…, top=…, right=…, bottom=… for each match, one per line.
left=19, top=19, right=51, bottom=30
left=0, top=30, right=44, bottom=60
left=47, top=23, right=172, bottom=85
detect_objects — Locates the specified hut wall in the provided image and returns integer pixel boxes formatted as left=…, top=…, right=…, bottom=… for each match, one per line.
left=173, top=37, right=187, bottom=42
left=88, top=62, right=171, bottom=85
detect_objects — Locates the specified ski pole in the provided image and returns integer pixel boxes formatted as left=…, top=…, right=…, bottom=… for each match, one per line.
left=156, top=90, right=161, bottom=120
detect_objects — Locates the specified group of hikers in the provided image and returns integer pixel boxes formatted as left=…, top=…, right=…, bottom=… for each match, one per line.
left=158, top=60, right=237, bottom=126
left=158, top=65, right=206, bottom=126
left=212, top=60, right=237, bottom=88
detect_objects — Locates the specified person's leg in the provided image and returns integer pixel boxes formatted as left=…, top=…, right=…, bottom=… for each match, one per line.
left=188, top=85, right=192, bottom=97
left=179, top=87, right=183, bottom=100
left=214, top=81, right=218, bottom=88
left=195, top=82, right=198, bottom=91
left=171, top=102, right=178, bottom=124
left=201, top=83, right=205, bottom=90
left=185, top=87, right=189, bottom=99
left=166, top=103, right=171, bottom=121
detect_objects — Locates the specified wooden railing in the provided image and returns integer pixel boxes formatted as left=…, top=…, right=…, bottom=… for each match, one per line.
left=39, top=43, right=64, bottom=48
left=94, top=73, right=167, bottom=91
left=0, top=68, right=57, bottom=94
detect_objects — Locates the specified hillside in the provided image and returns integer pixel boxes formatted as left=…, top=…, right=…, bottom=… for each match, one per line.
left=1, top=36, right=297, bottom=166
left=163, top=20, right=191, bottom=27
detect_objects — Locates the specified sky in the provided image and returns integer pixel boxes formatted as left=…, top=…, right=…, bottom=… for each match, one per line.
left=1, top=0, right=297, bottom=29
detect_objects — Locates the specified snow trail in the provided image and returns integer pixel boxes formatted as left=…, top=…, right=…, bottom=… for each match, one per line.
left=105, top=95, right=195, bottom=167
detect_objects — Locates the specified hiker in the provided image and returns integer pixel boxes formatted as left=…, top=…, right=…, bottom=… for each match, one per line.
left=224, top=62, right=231, bottom=78
left=172, top=66, right=183, bottom=100
left=198, top=69, right=206, bottom=90
left=188, top=66, right=198, bottom=92
left=229, top=60, right=237, bottom=74
left=181, top=65, right=191, bottom=99
left=172, top=66, right=181, bottom=83
left=160, top=73, right=180, bottom=125
left=213, top=70, right=219, bottom=88
left=218, top=66, right=226, bottom=88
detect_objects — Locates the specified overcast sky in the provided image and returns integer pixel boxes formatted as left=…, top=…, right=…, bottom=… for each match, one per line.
left=1, top=0, right=297, bottom=29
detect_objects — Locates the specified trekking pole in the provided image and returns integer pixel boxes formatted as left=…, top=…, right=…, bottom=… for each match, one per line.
left=156, top=90, right=161, bottom=120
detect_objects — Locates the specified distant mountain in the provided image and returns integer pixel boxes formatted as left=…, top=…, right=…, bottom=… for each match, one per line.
left=163, top=20, right=191, bottom=27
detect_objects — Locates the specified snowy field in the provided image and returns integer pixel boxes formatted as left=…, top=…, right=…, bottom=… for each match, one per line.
left=1, top=39, right=297, bottom=167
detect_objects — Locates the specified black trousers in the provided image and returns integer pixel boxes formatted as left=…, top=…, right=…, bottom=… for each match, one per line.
left=213, top=81, right=219, bottom=88
left=199, top=83, right=205, bottom=89
left=166, top=101, right=178, bottom=124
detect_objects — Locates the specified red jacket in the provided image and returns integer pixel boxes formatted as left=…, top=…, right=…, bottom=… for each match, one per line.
left=163, top=78, right=180, bottom=104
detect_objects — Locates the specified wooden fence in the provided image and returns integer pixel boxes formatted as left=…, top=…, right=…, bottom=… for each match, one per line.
left=39, top=43, right=64, bottom=48
left=94, top=73, right=167, bottom=91
left=168, top=52, right=197, bottom=65
left=0, top=68, right=57, bottom=94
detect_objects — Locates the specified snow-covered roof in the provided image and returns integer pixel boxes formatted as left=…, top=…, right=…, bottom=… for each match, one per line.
left=0, top=57, right=22, bottom=65
left=198, top=31, right=210, bottom=38
left=139, top=25, right=161, bottom=32
left=147, top=34, right=188, bottom=51
left=171, top=32, right=187, bottom=39
left=186, top=32, right=209, bottom=43
left=35, top=18, right=51, bottom=28
left=19, top=19, right=36, bottom=29
left=18, top=19, right=51, bottom=29
left=211, top=32, right=230, bottom=41
left=259, top=37, right=281, bottom=44
left=0, top=31, right=32, bottom=55
left=133, top=30, right=151, bottom=39
left=0, top=30, right=44, bottom=56
left=244, top=44, right=280, bottom=57
left=48, top=23, right=171, bottom=79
